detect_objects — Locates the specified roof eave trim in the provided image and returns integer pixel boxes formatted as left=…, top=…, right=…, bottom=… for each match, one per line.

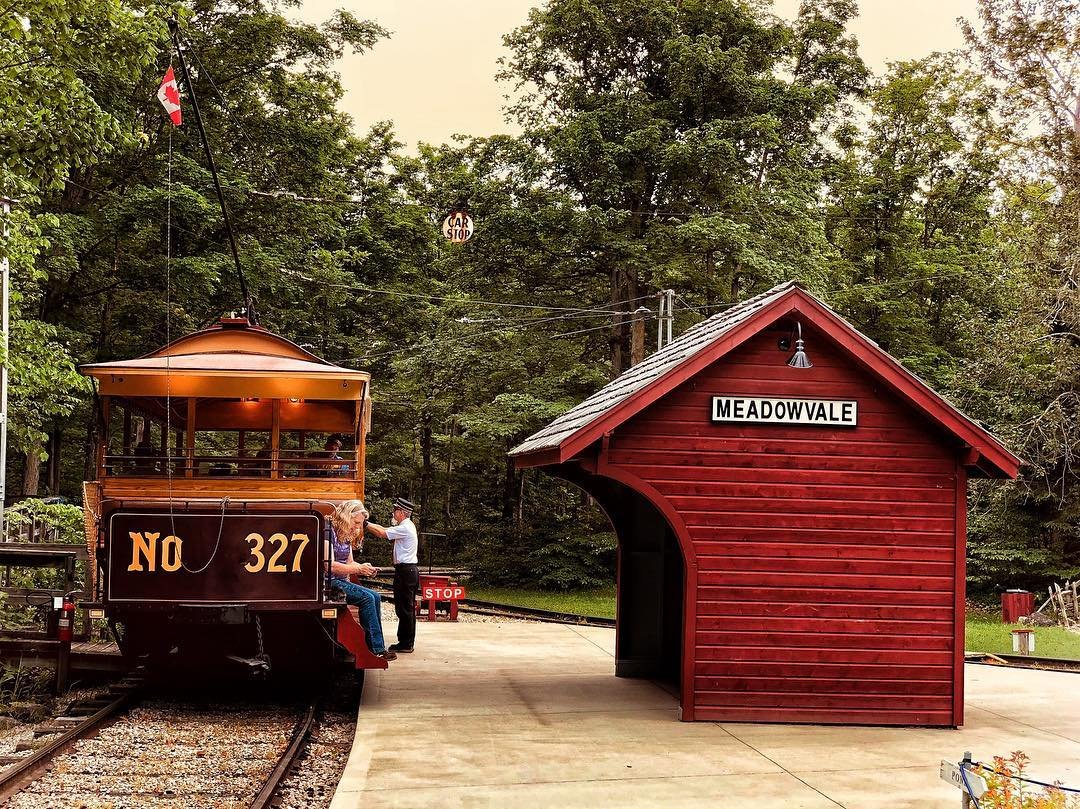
left=513, top=286, right=1021, bottom=480
left=80, top=366, right=371, bottom=381
left=792, top=297, right=1021, bottom=479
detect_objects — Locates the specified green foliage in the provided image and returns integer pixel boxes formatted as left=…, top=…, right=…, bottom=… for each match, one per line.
left=966, top=617, right=1080, bottom=661
left=501, top=0, right=866, bottom=372
left=0, top=0, right=164, bottom=195
left=465, top=585, right=616, bottom=619
left=5, top=499, right=86, bottom=546
left=4, top=0, right=1080, bottom=595
left=463, top=526, right=616, bottom=591
left=0, top=662, right=53, bottom=715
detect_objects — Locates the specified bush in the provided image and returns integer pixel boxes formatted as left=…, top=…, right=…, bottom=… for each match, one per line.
left=0, top=500, right=88, bottom=629
left=978, top=751, right=1080, bottom=808
left=4, top=499, right=85, bottom=545
left=462, top=525, right=616, bottom=591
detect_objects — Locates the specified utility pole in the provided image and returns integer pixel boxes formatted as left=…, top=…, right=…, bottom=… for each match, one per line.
left=665, top=289, right=674, bottom=346
left=656, top=289, right=675, bottom=350
left=0, top=196, right=11, bottom=540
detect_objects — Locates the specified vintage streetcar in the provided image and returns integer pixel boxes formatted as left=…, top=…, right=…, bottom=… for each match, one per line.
left=79, top=315, right=387, bottom=674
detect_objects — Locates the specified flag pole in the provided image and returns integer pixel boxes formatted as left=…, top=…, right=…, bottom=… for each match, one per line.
left=166, top=18, right=257, bottom=325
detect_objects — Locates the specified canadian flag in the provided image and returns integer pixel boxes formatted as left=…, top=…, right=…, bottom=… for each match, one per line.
left=157, top=66, right=182, bottom=126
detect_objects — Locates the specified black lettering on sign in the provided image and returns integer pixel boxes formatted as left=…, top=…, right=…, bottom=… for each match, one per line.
left=711, top=396, right=857, bottom=427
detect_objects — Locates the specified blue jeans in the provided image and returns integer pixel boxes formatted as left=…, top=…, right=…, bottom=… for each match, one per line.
left=331, top=577, right=386, bottom=653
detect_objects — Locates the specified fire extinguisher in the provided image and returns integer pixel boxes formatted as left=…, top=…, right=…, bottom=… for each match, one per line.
left=57, top=598, right=75, bottom=643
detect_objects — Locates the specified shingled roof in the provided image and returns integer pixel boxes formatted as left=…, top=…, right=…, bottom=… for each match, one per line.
left=510, top=281, right=1021, bottom=479
left=510, top=282, right=798, bottom=459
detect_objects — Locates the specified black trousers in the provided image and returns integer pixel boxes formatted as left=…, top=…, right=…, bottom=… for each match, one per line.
left=392, top=563, right=419, bottom=648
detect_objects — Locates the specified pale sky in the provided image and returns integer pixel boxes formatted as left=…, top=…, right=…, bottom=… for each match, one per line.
left=300, top=0, right=980, bottom=149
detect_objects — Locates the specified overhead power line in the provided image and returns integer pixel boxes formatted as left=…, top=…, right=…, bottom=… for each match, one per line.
left=285, top=269, right=655, bottom=315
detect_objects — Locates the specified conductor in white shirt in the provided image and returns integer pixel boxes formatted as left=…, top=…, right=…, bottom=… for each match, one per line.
left=365, top=497, right=420, bottom=653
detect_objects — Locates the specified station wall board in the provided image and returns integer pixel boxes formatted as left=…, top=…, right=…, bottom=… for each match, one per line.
left=513, top=282, right=1020, bottom=726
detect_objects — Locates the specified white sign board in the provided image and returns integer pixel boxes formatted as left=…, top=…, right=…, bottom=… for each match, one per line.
left=939, top=761, right=988, bottom=799
left=711, top=396, right=857, bottom=427
left=442, top=212, right=474, bottom=243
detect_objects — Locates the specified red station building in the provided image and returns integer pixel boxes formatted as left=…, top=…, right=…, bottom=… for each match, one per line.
left=511, top=282, right=1020, bottom=726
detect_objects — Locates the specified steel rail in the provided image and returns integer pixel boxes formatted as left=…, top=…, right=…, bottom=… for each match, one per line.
left=249, top=700, right=318, bottom=809
left=0, top=692, right=134, bottom=802
left=965, top=651, right=1080, bottom=673
left=366, top=579, right=616, bottom=627
left=455, top=599, right=615, bottom=627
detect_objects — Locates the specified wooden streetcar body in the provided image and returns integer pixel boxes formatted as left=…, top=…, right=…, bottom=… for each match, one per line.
left=79, top=317, right=387, bottom=670
left=512, top=282, right=1020, bottom=725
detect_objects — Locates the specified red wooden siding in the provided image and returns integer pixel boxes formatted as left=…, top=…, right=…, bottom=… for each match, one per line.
left=609, top=322, right=961, bottom=726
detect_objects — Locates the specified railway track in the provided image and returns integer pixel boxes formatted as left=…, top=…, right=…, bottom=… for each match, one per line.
left=368, top=578, right=616, bottom=627
left=964, top=651, right=1080, bottom=673
left=0, top=679, right=323, bottom=809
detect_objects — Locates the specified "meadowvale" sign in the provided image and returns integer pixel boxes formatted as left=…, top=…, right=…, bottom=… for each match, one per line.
left=711, top=396, right=858, bottom=427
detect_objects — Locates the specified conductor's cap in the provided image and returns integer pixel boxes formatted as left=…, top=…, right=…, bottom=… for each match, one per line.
left=393, top=497, right=417, bottom=514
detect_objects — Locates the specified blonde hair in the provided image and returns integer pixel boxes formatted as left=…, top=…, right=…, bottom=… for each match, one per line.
left=330, top=500, right=368, bottom=543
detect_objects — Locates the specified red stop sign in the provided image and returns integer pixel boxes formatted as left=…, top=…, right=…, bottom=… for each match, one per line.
left=423, top=585, right=466, bottom=601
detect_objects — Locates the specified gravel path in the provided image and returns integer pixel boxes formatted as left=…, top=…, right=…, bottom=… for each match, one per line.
left=2, top=700, right=300, bottom=809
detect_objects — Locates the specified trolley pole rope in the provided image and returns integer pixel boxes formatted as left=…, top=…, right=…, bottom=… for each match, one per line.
left=166, top=17, right=255, bottom=325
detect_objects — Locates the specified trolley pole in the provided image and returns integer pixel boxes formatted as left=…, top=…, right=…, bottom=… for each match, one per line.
left=0, top=196, right=12, bottom=540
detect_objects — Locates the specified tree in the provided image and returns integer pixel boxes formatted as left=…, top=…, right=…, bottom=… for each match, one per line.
left=1, top=0, right=164, bottom=493
left=825, top=55, right=1005, bottom=385
left=16, top=1, right=390, bottom=493
left=960, top=0, right=1080, bottom=586
left=501, top=0, right=865, bottom=375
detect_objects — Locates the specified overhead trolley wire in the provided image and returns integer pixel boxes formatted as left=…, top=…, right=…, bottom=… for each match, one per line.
left=285, top=269, right=655, bottom=315
left=338, top=304, right=635, bottom=364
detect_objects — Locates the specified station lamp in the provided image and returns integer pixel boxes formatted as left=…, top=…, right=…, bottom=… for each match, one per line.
left=787, top=321, right=812, bottom=368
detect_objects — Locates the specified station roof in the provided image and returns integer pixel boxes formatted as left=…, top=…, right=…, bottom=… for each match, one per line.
left=511, top=281, right=1021, bottom=479
left=81, top=317, right=369, bottom=399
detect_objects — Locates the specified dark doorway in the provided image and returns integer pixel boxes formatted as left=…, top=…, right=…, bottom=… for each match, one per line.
left=553, top=467, right=685, bottom=689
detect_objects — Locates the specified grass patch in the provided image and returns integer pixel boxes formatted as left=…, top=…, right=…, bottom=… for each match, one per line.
left=966, top=617, right=1080, bottom=660
left=462, top=589, right=1080, bottom=659
left=466, top=585, right=616, bottom=619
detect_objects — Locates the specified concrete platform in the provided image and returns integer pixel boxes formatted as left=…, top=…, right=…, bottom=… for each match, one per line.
left=330, top=621, right=1080, bottom=809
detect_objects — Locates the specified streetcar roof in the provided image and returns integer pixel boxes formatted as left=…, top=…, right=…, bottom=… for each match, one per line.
left=80, top=316, right=369, bottom=399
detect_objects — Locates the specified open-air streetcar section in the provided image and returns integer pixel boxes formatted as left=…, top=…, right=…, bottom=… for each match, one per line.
left=6, top=0, right=1080, bottom=806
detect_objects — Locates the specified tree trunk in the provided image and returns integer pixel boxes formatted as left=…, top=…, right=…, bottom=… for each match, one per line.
left=46, top=425, right=61, bottom=494
left=502, top=438, right=519, bottom=523
left=23, top=441, right=42, bottom=496
left=609, top=262, right=625, bottom=378
left=630, top=308, right=646, bottom=365
left=418, top=417, right=433, bottom=520
left=443, top=417, right=455, bottom=532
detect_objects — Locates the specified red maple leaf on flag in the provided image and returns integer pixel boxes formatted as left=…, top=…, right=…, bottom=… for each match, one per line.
left=157, top=66, right=182, bottom=126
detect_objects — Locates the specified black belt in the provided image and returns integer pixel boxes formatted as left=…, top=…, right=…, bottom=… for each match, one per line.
left=394, top=562, right=418, bottom=567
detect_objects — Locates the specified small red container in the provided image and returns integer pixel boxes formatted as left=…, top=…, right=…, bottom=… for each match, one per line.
left=1001, top=589, right=1034, bottom=623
